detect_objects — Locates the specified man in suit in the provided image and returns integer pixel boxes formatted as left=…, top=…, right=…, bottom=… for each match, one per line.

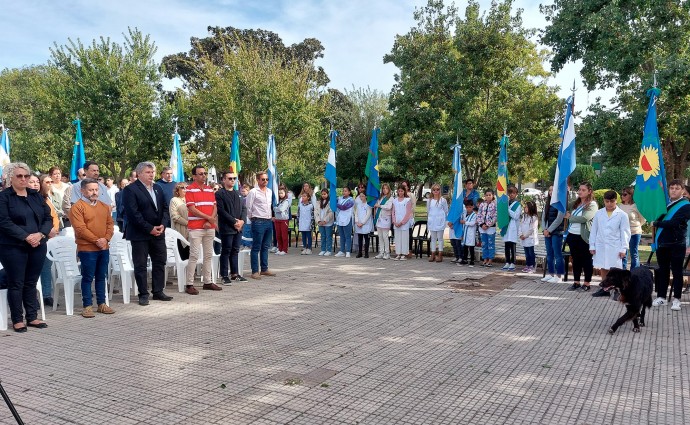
left=216, top=171, right=247, bottom=284
left=122, top=161, right=173, bottom=305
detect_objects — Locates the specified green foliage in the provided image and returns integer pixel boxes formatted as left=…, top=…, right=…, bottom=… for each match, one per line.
left=576, top=101, right=640, bottom=167
left=593, top=189, right=622, bottom=209
left=541, top=0, right=690, bottom=178
left=383, top=0, right=562, bottom=189
left=593, top=167, right=637, bottom=192
left=549, top=164, right=596, bottom=187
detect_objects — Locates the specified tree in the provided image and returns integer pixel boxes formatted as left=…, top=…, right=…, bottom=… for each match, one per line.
left=162, top=27, right=331, bottom=185
left=48, top=28, right=175, bottom=180
left=384, top=0, right=562, bottom=189
left=541, top=0, right=690, bottom=178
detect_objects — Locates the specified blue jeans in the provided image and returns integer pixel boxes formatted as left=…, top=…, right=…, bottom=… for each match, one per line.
left=545, top=235, right=565, bottom=275
left=622, top=233, right=641, bottom=270
left=78, top=250, right=109, bottom=307
left=242, top=222, right=253, bottom=247
left=40, top=259, right=53, bottom=297
left=301, top=231, right=312, bottom=249
left=250, top=218, right=273, bottom=273
left=320, top=225, right=333, bottom=253
left=480, top=232, right=495, bottom=260
left=338, top=223, right=353, bottom=253
left=524, top=246, right=536, bottom=267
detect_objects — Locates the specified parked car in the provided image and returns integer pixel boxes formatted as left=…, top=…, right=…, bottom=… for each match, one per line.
left=522, top=188, right=542, bottom=197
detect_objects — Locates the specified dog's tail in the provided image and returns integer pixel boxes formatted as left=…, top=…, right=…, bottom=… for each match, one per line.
left=644, top=294, right=653, bottom=309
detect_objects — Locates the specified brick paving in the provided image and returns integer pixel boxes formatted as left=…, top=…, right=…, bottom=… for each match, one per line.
left=2, top=251, right=689, bottom=424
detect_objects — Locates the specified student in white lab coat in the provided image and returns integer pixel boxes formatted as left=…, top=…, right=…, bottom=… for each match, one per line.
left=427, top=183, right=449, bottom=262
left=589, top=190, right=631, bottom=281
left=354, top=191, right=373, bottom=258
left=502, top=186, right=522, bottom=271
left=518, top=201, right=539, bottom=273
left=460, top=200, right=477, bottom=266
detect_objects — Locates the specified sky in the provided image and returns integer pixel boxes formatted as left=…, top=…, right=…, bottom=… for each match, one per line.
left=2, top=0, right=611, bottom=113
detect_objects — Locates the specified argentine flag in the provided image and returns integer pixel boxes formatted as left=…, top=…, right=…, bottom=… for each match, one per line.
left=267, top=134, right=279, bottom=206
left=551, top=95, right=576, bottom=213
left=0, top=126, right=10, bottom=178
left=169, top=131, right=184, bottom=183
left=446, top=142, right=464, bottom=236
left=325, top=130, right=338, bottom=213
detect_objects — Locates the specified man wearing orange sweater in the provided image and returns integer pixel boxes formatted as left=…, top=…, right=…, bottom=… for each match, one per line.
left=69, top=178, right=115, bottom=318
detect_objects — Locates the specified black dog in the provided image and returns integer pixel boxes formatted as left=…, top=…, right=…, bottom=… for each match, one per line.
left=600, top=267, right=653, bottom=334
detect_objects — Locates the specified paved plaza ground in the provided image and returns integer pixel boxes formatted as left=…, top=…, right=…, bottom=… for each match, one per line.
left=2, top=251, right=689, bottom=424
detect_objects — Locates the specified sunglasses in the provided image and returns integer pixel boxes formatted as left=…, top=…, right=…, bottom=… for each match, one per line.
left=226, top=177, right=237, bottom=180
left=260, top=178, right=268, bottom=181
left=15, top=174, right=31, bottom=179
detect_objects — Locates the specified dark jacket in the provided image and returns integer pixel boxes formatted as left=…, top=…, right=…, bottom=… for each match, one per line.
left=122, top=180, right=169, bottom=241
left=0, top=187, right=53, bottom=247
left=544, top=203, right=564, bottom=235
left=156, top=179, right=175, bottom=227
left=115, top=190, right=125, bottom=229
left=654, top=199, right=690, bottom=247
left=215, top=187, right=247, bottom=235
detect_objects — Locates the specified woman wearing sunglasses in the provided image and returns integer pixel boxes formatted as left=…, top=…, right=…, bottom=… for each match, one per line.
left=0, top=163, right=53, bottom=332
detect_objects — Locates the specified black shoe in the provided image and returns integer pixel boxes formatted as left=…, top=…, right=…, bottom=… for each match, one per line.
left=138, top=295, right=149, bottom=306
left=356, top=252, right=363, bottom=258
left=232, top=275, right=248, bottom=282
left=43, top=297, right=54, bottom=307
left=152, top=293, right=173, bottom=301
left=567, top=283, right=581, bottom=291
left=592, top=288, right=610, bottom=297
left=13, top=325, right=27, bottom=333
left=459, top=260, right=468, bottom=265
left=364, top=253, right=369, bottom=258
left=222, top=276, right=232, bottom=285
left=27, top=321, right=48, bottom=329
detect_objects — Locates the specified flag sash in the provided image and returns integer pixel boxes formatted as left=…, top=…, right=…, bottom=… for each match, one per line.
left=652, top=199, right=690, bottom=251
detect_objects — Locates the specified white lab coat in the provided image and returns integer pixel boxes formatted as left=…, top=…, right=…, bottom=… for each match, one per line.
left=518, top=215, right=539, bottom=248
left=298, top=202, right=314, bottom=232
left=503, top=200, right=522, bottom=243
left=590, top=206, right=631, bottom=270
left=462, top=211, right=477, bottom=247
left=426, top=198, right=449, bottom=232
left=354, top=197, right=373, bottom=234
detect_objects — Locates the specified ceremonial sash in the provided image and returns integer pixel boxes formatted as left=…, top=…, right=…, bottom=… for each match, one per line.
left=652, top=198, right=690, bottom=251
left=374, top=196, right=389, bottom=224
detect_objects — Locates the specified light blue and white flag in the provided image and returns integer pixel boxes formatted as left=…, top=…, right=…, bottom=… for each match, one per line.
left=551, top=95, right=576, bottom=213
left=446, top=142, right=464, bottom=236
left=267, top=133, right=279, bottom=206
left=169, top=130, right=184, bottom=183
left=0, top=125, right=10, bottom=178
left=325, top=130, right=338, bottom=213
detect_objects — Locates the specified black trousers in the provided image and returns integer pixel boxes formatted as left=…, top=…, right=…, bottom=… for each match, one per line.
left=505, top=242, right=516, bottom=264
left=450, top=239, right=462, bottom=259
left=0, top=243, right=46, bottom=324
left=219, top=232, right=241, bottom=278
left=566, top=233, right=593, bottom=282
left=656, top=246, right=685, bottom=299
left=130, top=237, right=167, bottom=296
left=357, top=233, right=370, bottom=253
left=461, top=244, right=475, bottom=262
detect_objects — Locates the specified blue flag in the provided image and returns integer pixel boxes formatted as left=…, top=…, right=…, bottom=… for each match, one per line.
left=229, top=130, right=241, bottom=190
left=325, top=130, right=338, bottom=213
left=0, top=125, right=10, bottom=177
left=633, top=87, right=668, bottom=222
left=267, top=134, right=279, bottom=206
left=365, top=128, right=381, bottom=206
left=446, top=143, right=464, bottom=236
left=70, top=118, right=86, bottom=182
left=169, top=131, right=185, bottom=183
left=551, top=96, right=576, bottom=213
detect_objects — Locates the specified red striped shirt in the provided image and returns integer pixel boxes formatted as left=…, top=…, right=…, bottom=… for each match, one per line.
left=185, top=182, right=216, bottom=230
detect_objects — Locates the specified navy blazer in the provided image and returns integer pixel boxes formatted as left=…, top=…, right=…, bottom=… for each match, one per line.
left=215, top=188, right=247, bottom=235
left=0, top=187, right=53, bottom=247
left=122, top=180, right=169, bottom=241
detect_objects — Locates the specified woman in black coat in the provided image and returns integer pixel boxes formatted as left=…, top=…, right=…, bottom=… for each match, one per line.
left=0, top=163, right=53, bottom=332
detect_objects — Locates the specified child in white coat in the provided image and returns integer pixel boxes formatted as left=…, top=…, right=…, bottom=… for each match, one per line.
left=354, top=191, right=373, bottom=258
left=374, top=183, right=393, bottom=259
left=427, top=183, right=449, bottom=262
left=519, top=201, right=539, bottom=273
left=459, top=200, right=477, bottom=266
left=298, top=193, right=315, bottom=254
left=589, top=190, right=631, bottom=279
left=502, top=186, right=522, bottom=271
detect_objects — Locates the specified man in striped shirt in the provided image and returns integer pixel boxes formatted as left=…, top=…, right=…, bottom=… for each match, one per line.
left=185, top=165, right=221, bottom=294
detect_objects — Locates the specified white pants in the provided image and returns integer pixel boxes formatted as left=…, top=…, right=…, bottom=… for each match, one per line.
left=430, top=230, right=444, bottom=251
left=378, top=228, right=390, bottom=254
left=394, top=228, right=409, bottom=255
left=187, top=228, right=215, bottom=284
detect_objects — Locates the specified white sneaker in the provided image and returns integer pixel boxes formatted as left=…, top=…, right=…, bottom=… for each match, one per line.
left=374, top=253, right=384, bottom=259
left=318, top=251, right=325, bottom=256
left=399, top=255, right=407, bottom=261
left=324, top=251, right=332, bottom=257
left=383, top=253, right=390, bottom=260
left=345, top=252, right=351, bottom=258
left=671, top=298, right=681, bottom=311
left=652, top=297, right=666, bottom=307
left=501, top=264, right=510, bottom=270
left=508, top=264, right=515, bottom=271
left=393, top=255, right=400, bottom=261
left=306, top=249, right=312, bottom=255
left=334, top=251, right=344, bottom=257
left=548, top=276, right=562, bottom=284
left=277, top=251, right=286, bottom=256
left=541, top=275, right=553, bottom=283
left=269, top=247, right=278, bottom=253
left=300, top=249, right=306, bottom=255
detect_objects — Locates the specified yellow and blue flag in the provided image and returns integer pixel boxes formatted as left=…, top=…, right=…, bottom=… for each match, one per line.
left=69, top=118, right=86, bottom=182
left=229, top=130, right=241, bottom=190
left=365, top=128, right=381, bottom=206
left=496, top=134, right=510, bottom=235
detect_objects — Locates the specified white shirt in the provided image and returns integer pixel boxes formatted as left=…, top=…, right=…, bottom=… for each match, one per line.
left=246, top=187, right=273, bottom=219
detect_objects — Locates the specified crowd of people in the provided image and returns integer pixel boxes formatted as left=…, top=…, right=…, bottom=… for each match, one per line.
left=1, top=160, right=689, bottom=334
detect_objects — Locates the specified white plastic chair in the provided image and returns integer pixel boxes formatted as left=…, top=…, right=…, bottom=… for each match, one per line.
left=213, top=237, right=249, bottom=279
left=46, top=236, right=81, bottom=315
left=1, top=262, right=45, bottom=330
left=165, top=229, right=190, bottom=292
left=108, top=239, right=137, bottom=304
